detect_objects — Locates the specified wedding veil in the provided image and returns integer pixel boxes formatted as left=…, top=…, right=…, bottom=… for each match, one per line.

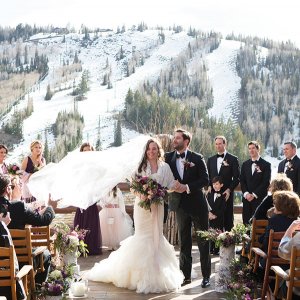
left=27, top=135, right=150, bottom=209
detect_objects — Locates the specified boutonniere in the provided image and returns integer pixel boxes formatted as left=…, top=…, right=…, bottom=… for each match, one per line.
left=182, top=159, right=195, bottom=169
left=286, top=162, right=294, bottom=172
left=221, top=160, right=229, bottom=167
left=253, top=164, right=262, bottom=173
left=215, top=193, right=222, bottom=198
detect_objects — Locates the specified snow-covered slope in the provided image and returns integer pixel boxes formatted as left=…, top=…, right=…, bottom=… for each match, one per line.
left=3, top=30, right=245, bottom=161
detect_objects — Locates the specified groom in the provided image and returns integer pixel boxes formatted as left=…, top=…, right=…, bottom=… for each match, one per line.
left=165, top=129, right=211, bottom=288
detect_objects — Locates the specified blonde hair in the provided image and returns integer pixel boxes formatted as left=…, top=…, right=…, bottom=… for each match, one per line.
left=270, top=173, right=293, bottom=193
left=30, top=140, right=43, bottom=151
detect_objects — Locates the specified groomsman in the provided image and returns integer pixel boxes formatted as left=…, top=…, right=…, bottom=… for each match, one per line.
left=240, top=141, right=271, bottom=225
left=207, top=136, right=240, bottom=231
left=278, top=141, right=300, bottom=196
left=165, top=129, right=211, bottom=288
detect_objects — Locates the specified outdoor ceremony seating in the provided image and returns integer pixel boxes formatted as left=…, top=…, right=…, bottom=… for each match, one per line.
left=0, top=245, right=33, bottom=300
left=252, top=230, right=287, bottom=299
left=271, top=245, right=300, bottom=300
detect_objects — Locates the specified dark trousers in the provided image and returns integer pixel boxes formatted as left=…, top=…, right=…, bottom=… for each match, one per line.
left=176, top=207, right=211, bottom=280
left=242, top=198, right=261, bottom=225
left=224, top=193, right=234, bottom=231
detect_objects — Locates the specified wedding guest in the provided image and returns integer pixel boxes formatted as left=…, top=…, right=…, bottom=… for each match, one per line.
left=278, top=141, right=300, bottom=196
left=0, top=144, right=9, bottom=174
left=88, top=138, right=184, bottom=293
left=278, top=219, right=300, bottom=299
left=207, top=136, right=240, bottom=231
left=240, top=141, right=271, bottom=225
left=207, top=176, right=226, bottom=255
left=165, top=129, right=211, bottom=288
left=99, top=186, right=133, bottom=250
left=21, top=140, right=46, bottom=204
left=252, top=173, right=293, bottom=221
left=0, top=174, right=55, bottom=284
left=73, top=142, right=102, bottom=255
left=259, top=191, right=300, bottom=264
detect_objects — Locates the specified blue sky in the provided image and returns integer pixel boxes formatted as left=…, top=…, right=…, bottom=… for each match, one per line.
left=1, top=0, right=300, bottom=46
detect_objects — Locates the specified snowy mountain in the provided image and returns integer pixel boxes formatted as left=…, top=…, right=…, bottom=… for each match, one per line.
left=1, top=28, right=271, bottom=164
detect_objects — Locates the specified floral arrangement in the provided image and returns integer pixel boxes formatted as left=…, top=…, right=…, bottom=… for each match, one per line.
left=7, top=163, right=22, bottom=175
left=53, top=222, right=89, bottom=257
left=198, top=223, right=249, bottom=248
left=130, top=174, right=168, bottom=210
left=36, top=265, right=74, bottom=298
left=220, top=259, right=259, bottom=300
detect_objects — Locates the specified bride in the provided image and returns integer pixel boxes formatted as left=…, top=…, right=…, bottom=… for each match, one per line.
left=87, top=138, right=184, bottom=293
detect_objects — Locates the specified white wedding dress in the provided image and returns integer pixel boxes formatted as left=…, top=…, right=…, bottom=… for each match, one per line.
left=87, top=160, right=184, bottom=293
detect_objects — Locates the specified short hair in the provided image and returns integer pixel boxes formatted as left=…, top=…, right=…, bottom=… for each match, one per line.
left=284, top=141, right=297, bottom=149
left=0, top=144, right=8, bottom=153
left=214, top=136, right=227, bottom=144
left=248, top=140, right=260, bottom=150
left=80, top=142, right=94, bottom=152
left=30, top=140, right=43, bottom=151
left=212, top=176, right=223, bottom=184
left=175, top=128, right=192, bottom=145
left=0, top=174, right=10, bottom=196
left=269, top=173, right=293, bottom=193
left=273, top=191, right=300, bottom=219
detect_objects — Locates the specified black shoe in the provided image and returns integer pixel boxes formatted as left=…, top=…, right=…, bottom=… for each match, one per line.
left=201, top=278, right=210, bottom=288
left=181, top=278, right=191, bottom=286
left=236, top=248, right=242, bottom=255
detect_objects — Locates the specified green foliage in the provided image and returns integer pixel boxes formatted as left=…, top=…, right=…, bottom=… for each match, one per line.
left=114, top=114, right=122, bottom=147
left=50, top=110, right=84, bottom=162
left=44, top=84, right=53, bottom=100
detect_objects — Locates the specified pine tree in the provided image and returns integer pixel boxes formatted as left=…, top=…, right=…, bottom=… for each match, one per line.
left=45, top=84, right=53, bottom=100
left=114, top=115, right=122, bottom=146
left=95, top=116, right=102, bottom=151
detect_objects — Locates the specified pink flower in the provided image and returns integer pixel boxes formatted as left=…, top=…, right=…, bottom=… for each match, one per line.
left=69, top=231, right=78, bottom=237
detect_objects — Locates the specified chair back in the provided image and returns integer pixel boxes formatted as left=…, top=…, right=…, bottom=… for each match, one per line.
left=0, top=246, right=17, bottom=300
left=262, top=230, right=287, bottom=299
left=248, top=218, right=268, bottom=258
left=286, top=246, right=300, bottom=300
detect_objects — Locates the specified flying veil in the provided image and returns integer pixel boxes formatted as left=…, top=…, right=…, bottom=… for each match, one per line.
left=27, top=135, right=150, bottom=209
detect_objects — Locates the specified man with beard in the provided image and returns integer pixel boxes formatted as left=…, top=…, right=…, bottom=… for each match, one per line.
left=165, top=129, right=211, bottom=288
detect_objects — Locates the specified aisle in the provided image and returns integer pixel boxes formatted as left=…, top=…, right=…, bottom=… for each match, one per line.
left=77, top=245, right=224, bottom=300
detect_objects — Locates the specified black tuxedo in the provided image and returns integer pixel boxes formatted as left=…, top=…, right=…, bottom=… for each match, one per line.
left=207, top=152, right=240, bottom=230
left=240, top=158, right=271, bottom=224
left=165, top=150, right=211, bottom=280
left=278, top=156, right=300, bottom=196
left=207, top=191, right=225, bottom=230
left=0, top=197, right=55, bottom=284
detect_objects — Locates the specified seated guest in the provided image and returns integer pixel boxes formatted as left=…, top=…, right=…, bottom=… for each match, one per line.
left=207, top=176, right=226, bottom=255
left=0, top=213, right=26, bottom=300
left=0, top=174, right=55, bottom=284
left=259, top=191, right=300, bottom=268
left=278, top=219, right=300, bottom=299
left=252, top=173, right=293, bottom=221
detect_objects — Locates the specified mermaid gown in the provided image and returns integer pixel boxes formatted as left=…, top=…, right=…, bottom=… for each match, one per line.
left=88, top=161, right=184, bottom=293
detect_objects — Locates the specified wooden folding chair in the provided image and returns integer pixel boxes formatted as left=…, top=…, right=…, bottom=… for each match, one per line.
left=0, top=246, right=33, bottom=300
left=9, top=227, right=47, bottom=295
left=252, top=230, right=287, bottom=299
left=244, top=218, right=268, bottom=260
left=272, top=246, right=300, bottom=300
left=29, top=225, right=56, bottom=256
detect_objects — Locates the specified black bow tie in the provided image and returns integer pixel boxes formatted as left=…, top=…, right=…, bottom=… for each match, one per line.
left=286, top=159, right=292, bottom=163
left=217, top=153, right=224, bottom=158
left=252, top=160, right=258, bottom=164
left=176, top=152, right=185, bottom=159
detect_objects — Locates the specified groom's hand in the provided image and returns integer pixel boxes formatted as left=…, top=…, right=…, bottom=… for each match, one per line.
left=177, top=184, right=187, bottom=193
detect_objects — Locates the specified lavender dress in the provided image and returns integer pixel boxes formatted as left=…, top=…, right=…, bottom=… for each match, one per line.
left=74, top=203, right=102, bottom=255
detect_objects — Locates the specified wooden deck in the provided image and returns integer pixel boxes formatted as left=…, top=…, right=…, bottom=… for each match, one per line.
left=75, top=246, right=226, bottom=300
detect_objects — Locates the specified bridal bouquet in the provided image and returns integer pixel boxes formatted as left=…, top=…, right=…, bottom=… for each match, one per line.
left=130, top=174, right=168, bottom=210
left=7, top=163, right=22, bottom=175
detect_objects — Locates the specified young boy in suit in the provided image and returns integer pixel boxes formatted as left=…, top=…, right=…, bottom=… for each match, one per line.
left=207, top=176, right=226, bottom=255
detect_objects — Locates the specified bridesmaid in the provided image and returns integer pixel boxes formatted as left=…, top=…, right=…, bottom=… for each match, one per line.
left=21, top=140, right=46, bottom=204
left=73, top=142, right=102, bottom=255
left=0, top=144, right=8, bottom=175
